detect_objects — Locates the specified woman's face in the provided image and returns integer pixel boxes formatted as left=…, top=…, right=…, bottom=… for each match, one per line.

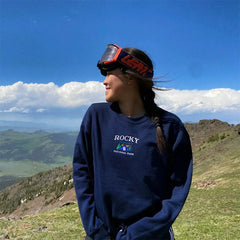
left=103, top=68, right=129, bottom=102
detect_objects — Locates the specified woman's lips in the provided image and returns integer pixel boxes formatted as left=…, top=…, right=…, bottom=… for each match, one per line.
left=105, top=88, right=110, bottom=94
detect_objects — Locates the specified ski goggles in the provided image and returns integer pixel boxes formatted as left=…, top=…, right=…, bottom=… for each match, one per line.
left=97, top=44, right=153, bottom=78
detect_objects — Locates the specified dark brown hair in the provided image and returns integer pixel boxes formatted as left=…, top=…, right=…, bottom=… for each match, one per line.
left=122, top=47, right=166, bottom=152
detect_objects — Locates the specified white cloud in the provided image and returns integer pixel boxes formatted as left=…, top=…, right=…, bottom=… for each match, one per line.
left=0, top=82, right=240, bottom=124
left=36, top=108, right=47, bottom=113
left=0, top=81, right=105, bottom=112
left=155, top=88, right=240, bottom=114
left=3, top=107, right=30, bottom=113
left=57, top=81, right=105, bottom=107
left=0, top=82, right=58, bottom=110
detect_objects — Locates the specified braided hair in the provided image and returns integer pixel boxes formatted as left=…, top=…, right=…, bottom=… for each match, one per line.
left=121, top=47, right=166, bottom=152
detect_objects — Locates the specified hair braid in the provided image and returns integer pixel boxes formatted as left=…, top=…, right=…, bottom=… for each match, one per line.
left=121, top=47, right=166, bottom=153
left=139, top=81, right=166, bottom=153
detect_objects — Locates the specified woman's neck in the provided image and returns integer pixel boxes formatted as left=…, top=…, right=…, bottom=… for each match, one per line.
left=118, top=98, right=145, bottom=118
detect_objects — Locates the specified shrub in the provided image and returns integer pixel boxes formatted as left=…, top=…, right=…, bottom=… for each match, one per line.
left=207, top=134, right=219, bottom=143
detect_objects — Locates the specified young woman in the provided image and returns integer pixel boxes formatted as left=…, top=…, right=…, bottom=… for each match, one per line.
left=73, top=44, right=193, bottom=240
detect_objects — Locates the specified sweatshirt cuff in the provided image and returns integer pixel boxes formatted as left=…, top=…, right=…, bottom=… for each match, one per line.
left=115, top=227, right=127, bottom=240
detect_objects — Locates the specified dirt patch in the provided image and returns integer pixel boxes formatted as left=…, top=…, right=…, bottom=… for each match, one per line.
left=6, top=188, right=77, bottom=220
left=194, top=180, right=217, bottom=189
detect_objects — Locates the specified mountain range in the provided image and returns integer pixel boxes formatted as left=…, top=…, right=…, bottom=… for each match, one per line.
left=0, top=119, right=239, bottom=239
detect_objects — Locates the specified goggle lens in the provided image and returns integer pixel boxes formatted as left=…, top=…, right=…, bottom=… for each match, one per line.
left=99, top=45, right=119, bottom=63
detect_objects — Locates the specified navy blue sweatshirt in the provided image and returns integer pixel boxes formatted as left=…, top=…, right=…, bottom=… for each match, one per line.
left=73, top=102, right=192, bottom=240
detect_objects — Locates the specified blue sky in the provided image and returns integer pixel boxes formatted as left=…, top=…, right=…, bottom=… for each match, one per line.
left=0, top=0, right=240, bottom=130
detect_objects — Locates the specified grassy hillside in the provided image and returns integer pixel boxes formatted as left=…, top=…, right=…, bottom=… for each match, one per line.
left=0, top=165, right=73, bottom=215
left=174, top=120, right=240, bottom=239
left=0, top=130, right=77, bottom=190
left=0, top=120, right=240, bottom=239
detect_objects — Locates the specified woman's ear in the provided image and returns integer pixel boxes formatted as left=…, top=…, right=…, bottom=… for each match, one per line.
left=129, top=77, right=138, bottom=85
left=122, top=71, right=137, bottom=87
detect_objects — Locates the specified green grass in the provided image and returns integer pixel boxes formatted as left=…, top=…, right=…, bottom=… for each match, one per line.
left=173, top=131, right=240, bottom=240
left=0, top=158, right=72, bottom=178
left=0, top=204, right=85, bottom=240
left=173, top=186, right=240, bottom=240
left=1, top=183, right=239, bottom=239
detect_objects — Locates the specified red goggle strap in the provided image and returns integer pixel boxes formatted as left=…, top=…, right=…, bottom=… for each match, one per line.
left=118, top=51, right=153, bottom=78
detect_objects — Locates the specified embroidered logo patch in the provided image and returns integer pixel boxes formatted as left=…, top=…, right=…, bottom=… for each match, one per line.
left=113, top=135, right=139, bottom=156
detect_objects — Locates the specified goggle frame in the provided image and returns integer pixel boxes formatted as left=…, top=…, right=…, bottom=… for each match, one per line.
left=97, top=44, right=153, bottom=78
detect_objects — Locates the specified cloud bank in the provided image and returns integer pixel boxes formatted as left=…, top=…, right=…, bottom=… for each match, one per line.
left=0, top=81, right=105, bottom=112
left=155, top=88, right=240, bottom=113
left=0, top=81, right=240, bottom=130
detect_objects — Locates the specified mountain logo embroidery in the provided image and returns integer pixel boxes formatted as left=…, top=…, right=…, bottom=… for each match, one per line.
left=116, top=142, right=132, bottom=152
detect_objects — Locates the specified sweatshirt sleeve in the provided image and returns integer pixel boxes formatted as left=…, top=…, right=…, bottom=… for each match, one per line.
left=116, top=123, right=193, bottom=240
left=72, top=106, right=110, bottom=240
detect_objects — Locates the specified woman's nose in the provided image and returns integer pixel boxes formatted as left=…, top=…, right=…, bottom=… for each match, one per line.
left=103, top=76, right=108, bottom=85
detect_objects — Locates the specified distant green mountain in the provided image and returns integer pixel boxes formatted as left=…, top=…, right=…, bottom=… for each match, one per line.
left=0, top=175, right=24, bottom=192
left=0, top=130, right=78, bottom=190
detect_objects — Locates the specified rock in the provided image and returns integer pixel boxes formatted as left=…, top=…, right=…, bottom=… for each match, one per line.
left=0, top=232, right=9, bottom=239
left=37, top=225, right=47, bottom=231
